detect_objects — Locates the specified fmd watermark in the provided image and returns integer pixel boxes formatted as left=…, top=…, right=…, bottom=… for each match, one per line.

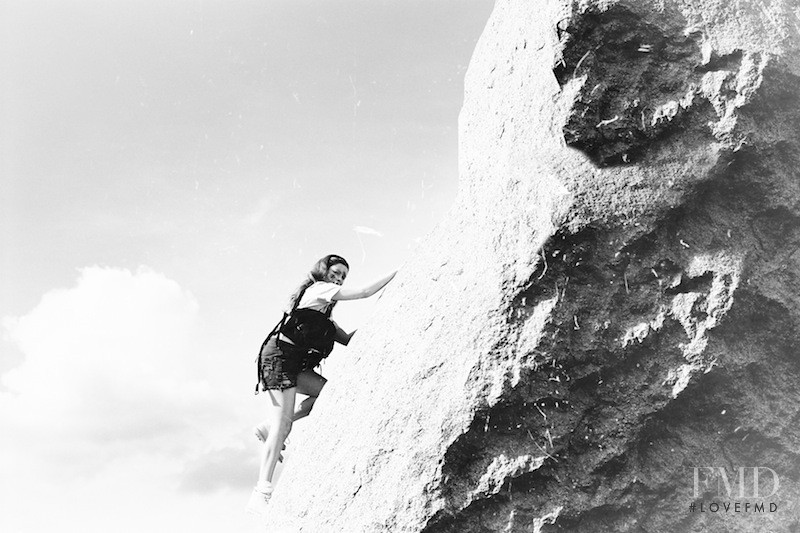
left=689, top=466, right=780, bottom=514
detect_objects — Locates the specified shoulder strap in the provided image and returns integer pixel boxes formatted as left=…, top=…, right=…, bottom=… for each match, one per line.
left=292, top=283, right=310, bottom=313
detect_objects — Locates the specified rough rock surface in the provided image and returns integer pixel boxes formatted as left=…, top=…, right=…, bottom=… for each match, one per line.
left=268, top=1, right=800, bottom=531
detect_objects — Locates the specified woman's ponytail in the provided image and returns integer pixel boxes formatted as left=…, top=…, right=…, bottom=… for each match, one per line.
left=286, top=275, right=315, bottom=312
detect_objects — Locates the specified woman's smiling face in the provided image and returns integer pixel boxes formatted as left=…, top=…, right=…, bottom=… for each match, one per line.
left=325, top=263, right=349, bottom=285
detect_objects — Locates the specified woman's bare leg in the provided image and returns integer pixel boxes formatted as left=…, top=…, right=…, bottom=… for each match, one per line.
left=294, top=369, right=327, bottom=421
left=254, top=423, right=285, bottom=462
left=257, top=387, right=296, bottom=487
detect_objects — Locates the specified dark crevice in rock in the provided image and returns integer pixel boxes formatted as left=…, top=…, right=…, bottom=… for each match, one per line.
left=696, top=49, right=744, bottom=73
left=551, top=4, right=723, bottom=166
left=663, top=271, right=712, bottom=295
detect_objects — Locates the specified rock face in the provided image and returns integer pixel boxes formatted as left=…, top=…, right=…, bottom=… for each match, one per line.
left=268, top=1, right=800, bottom=531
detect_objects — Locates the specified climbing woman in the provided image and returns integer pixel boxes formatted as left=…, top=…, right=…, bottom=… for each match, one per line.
left=247, top=254, right=396, bottom=516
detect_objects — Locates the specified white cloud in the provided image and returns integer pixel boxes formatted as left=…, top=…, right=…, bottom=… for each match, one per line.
left=0, top=266, right=266, bottom=532
left=353, top=225, right=384, bottom=237
left=0, top=266, right=238, bottom=476
left=179, top=445, right=257, bottom=494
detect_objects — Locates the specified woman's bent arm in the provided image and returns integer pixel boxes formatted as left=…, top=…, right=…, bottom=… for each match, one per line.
left=333, top=270, right=397, bottom=301
left=334, top=322, right=355, bottom=345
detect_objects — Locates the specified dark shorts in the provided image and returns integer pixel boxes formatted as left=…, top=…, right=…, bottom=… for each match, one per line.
left=258, top=337, right=307, bottom=391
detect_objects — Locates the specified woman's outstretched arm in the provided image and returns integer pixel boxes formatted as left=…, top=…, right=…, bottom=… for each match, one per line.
left=332, top=270, right=397, bottom=301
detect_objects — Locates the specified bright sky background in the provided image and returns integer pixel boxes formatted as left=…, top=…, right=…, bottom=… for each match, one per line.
left=1, top=1, right=494, bottom=532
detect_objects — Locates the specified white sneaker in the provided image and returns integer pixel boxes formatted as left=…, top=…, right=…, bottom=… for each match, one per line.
left=245, top=485, right=273, bottom=517
left=254, top=424, right=269, bottom=443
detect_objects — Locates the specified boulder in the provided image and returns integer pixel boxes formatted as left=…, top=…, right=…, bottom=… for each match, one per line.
left=268, top=1, right=800, bottom=531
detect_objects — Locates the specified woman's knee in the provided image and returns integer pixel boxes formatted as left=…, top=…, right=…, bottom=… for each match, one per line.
left=297, top=370, right=327, bottom=397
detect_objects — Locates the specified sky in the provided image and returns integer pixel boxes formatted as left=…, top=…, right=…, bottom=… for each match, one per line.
left=0, top=1, right=495, bottom=531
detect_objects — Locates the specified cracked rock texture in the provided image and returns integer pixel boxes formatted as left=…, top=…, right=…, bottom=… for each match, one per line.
left=267, top=1, right=800, bottom=531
